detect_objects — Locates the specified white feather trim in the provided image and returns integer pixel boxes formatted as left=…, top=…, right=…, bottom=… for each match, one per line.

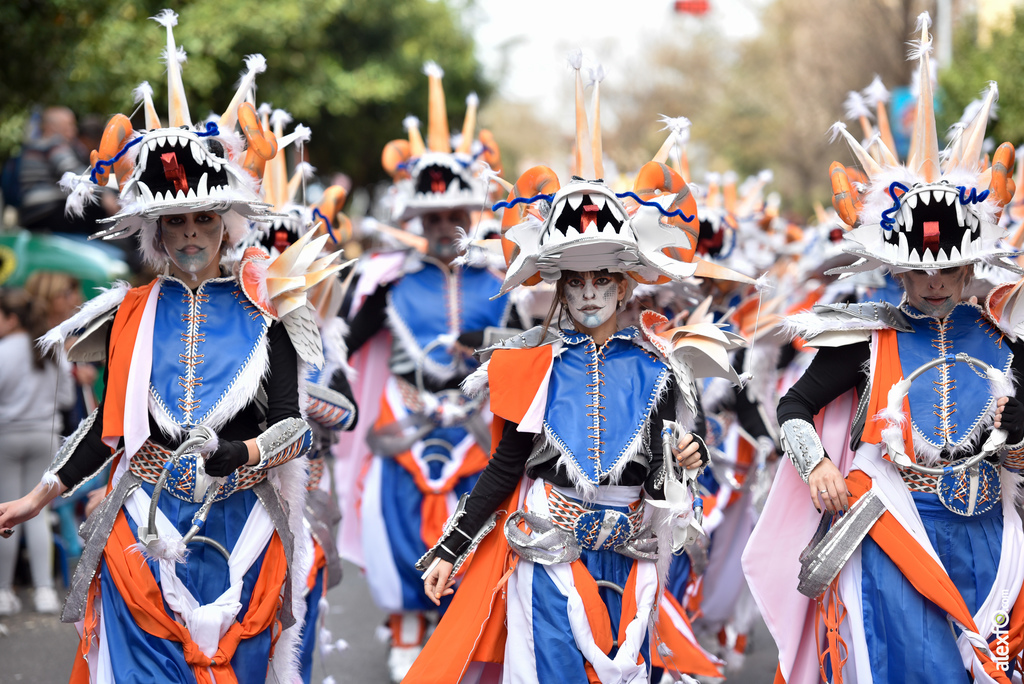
left=39, top=280, right=130, bottom=358
left=257, top=102, right=273, bottom=118
left=40, top=471, right=62, bottom=492
left=130, top=537, right=187, bottom=564
left=828, top=121, right=848, bottom=144
left=266, top=455, right=311, bottom=684
left=461, top=361, right=491, bottom=398
left=293, top=125, right=312, bottom=146
left=914, top=11, right=932, bottom=33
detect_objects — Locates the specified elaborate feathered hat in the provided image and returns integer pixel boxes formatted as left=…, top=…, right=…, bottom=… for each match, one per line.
left=493, top=53, right=753, bottom=297
left=381, top=62, right=501, bottom=222
left=827, top=13, right=1018, bottom=276
left=59, top=10, right=280, bottom=268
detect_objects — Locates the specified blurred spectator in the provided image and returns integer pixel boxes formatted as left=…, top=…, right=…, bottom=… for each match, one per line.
left=0, top=287, right=74, bottom=615
left=18, top=107, right=116, bottom=235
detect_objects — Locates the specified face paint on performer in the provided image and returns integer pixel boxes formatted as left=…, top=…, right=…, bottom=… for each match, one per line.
left=563, top=271, right=623, bottom=329
left=159, top=211, right=225, bottom=281
left=899, top=265, right=972, bottom=319
left=421, top=209, right=470, bottom=262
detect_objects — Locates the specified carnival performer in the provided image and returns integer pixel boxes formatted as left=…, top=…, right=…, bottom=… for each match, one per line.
left=238, top=107, right=360, bottom=683
left=0, top=13, right=343, bottom=683
left=744, top=14, right=1024, bottom=684
left=334, top=62, right=508, bottom=681
left=409, top=53, right=754, bottom=684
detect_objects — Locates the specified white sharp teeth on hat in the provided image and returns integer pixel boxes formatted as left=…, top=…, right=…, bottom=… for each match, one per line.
left=932, top=190, right=944, bottom=204
left=138, top=181, right=153, bottom=204
left=565, top=223, right=582, bottom=240
left=936, top=248, right=947, bottom=262
left=949, top=245, right=961, bottom=261
left=954, top=199, right=964, bottom=227
left=138, top=145, right=149, bottom=169
left=191, top=142, right=204, bottom=165
left=197, top=173, right=209, bottom=197
left=901, top=203, right=914, bottom=231
left=186, top=187, right=196, bottom=200
left=961, top=229, right=972, bottom=256
left=592, top=195, right=607, bottom=211
left=553, top=198, right=567, bottom=220
left=907, top=193, right=918, bottom=210
left=148, top=139, right=159, bottom=152
left=176, top=188, right=186, bottom=201
left=944, top=191, right=955, bottom=206
left=924, top=248, right=935, bottom=263
left=567, top=194, right=583, bottom=211
left=919, top=191, right=931, bottom=206
left=898, top=231, right=910, bottom=262
left=603, top=221, right=619, bottom=234
left=152, top=190, right=162, bottom=203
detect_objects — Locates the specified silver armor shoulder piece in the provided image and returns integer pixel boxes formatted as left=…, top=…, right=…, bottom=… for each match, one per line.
left=780, top=419, right=827, bottom=484
left=784, top=301, right=912, bottom=345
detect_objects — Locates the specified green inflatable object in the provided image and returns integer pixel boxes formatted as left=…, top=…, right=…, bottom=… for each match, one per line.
left=0, top=230, right=130, bottom=298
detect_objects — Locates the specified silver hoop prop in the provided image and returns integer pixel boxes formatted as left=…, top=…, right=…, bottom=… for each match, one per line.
left=882, top=352, right=1008, bottom=517
left=135, top=426, right=230, bottom=561
left=368, top=336, right=488, bottom=458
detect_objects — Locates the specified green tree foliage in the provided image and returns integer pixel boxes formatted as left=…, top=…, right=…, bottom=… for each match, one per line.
left=1, top=0, right=490, bottom=188
left=939, top=9, right=1024, bottom=147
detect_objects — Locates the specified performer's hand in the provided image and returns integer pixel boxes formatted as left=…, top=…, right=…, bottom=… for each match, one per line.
left=204, top=440, right=251, bottom=477
left=807, top=459, right=849, bottom=513
left=0, top=493, right=48, bottom=538
left=673, top=433, right=708, bottom=471
left=424, top=559, right=456, bottom=606
left=994, top=396, right=1024, bottom=444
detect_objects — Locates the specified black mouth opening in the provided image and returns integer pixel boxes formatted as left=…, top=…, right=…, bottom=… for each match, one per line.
left=138, top=137, right=228, bottom=199
left=414, top=164, right=467, bottom=195
left=697, top=219, right=725, bottom=256
left=883, top=188, right=977, bottom=258
left=552, top=193, right=623, bottom=236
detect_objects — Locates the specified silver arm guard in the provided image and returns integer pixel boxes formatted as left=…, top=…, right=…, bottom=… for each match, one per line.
left=415, top=494, right=498, bottom=576
left=780, top=419, right=826, bottom=484
left=253, top=417, right=312, bottom=470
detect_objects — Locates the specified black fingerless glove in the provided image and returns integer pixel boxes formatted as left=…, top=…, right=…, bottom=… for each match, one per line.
left=204, top=440, right=251, bottom=477
left=692, top=433, right=710, bottom=466
left=1000, top=397, right=1024, bottom=445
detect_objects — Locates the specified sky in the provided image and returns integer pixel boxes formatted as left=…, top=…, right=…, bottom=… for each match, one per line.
left=470, top=0, right=767, bottom=110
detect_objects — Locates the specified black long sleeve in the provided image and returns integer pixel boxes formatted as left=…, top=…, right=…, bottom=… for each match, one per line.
left=776, top=342, right=869, bottom=427
left=343, top=283, right=391, bottom=355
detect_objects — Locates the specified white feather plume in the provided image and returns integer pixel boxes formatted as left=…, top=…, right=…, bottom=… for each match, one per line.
left=465, top=92, right=479, bottom=108
left=844, top=91, right=872, bottom=121
left=152, top=8, right=178, bottom=27
left=132, top=81, right=154, bottom=104
left=244, top=53, right=267, bottom=75
left=828, top=121, right=848, bottom=144
left=586, top=64, right=606, bottom=87
left=271, top=109, right=293, bottom=130
left=566, top=48, right=584, bottom=71
left=403, top=115, right=420, bottom=131
left=422, top=60, right=444, bottom=78
left=862, top=76, right=891, bottom=106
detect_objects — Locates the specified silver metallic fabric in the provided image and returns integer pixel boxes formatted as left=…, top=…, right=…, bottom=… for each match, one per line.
left=797, top=489, right=886, bottom=598
left=780, top=419, right=827, bottom=484
left=254, top=416, right=310, bottom=470
left=810, top=302, right=913, bottom=332
left=415, top=494, right=498, bottom=575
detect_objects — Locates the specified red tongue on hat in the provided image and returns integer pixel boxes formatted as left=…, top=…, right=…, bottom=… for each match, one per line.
left=923, top=221, right=940, bottom=253
left=160, top=152, right=189, bottom=194
left=581, top=204, right=599, bottom=231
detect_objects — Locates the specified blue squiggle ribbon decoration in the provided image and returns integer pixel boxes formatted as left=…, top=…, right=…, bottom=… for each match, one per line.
left=615, top=191, right=696, bottom=221
left=957, top=186, right=989, bottom=205
left=491, top=194, right=554, bottom=211
left=312, top=208, right=336, bottom=243
left=89, top=122, right=221, bottom=184
left=880, top=181, right=910, bottom=231
left=90, top=136, right=143, bottom=184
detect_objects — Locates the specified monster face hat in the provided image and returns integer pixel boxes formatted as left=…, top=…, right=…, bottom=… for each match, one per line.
left=493, top=53, right=753, bottom=297
left=381, top=62, right=501, bottom=223
left=60, top=10, right=280, bottom=268
left=827, top=13, right=1018, bottom=276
